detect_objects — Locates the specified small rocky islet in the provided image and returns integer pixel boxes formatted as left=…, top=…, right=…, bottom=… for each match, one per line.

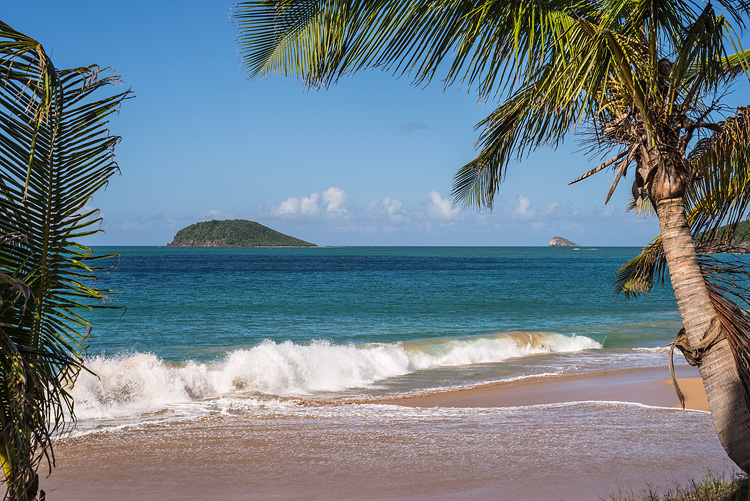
left=548, top=219, right=750, bottom=252
left=548, top=236, right=580, bottom=247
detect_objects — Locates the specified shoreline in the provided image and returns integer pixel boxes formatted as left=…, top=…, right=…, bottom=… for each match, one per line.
left=372, top=365, right=709, bottom=412
left=42, top=365, right=728, bottom=500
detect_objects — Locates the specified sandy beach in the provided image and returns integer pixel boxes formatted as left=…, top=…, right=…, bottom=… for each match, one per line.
left=42, top=365, right=733, bottom=500
left=376, top=365, right=710, bottom=412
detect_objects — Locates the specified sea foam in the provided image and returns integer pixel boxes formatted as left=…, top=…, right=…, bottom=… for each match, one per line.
left=70, top=331, right=601, bottom=420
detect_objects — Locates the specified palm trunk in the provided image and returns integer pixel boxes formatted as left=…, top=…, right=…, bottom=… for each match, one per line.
left=657, top=197, right=750, bottom=472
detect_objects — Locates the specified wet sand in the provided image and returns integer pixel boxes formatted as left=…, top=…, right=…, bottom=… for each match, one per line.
left=42, top=366, right=730, bottom=501
left=376, top=365, right=709, bottom=411
left=665, top=376, right=710, bottom=411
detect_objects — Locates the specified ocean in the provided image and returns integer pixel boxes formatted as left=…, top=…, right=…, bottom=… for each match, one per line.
left=49, top=246, right=739, bottom=499
left=72, top=246, right=682, bottom=427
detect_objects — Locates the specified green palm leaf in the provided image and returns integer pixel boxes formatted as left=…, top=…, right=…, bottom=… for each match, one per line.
left=234, top=1, right=614, bottom=96
left=0, top=20, right=129, bottom=500
left=688, top=107, right=750, bottom=240
left=614, top=236, right=666, bottom=297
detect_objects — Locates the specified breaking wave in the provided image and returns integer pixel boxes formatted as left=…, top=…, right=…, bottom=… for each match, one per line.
left=70, top=331, right=600, bottom=420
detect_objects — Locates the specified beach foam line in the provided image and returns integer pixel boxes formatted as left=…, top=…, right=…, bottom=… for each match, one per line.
left=48, top=395, right=728, bottom=501
left=633, top=346, right=671, bottom=353
left=70, top=331, right=600, bottom=420
left=340, top=371, right=567, bottom=405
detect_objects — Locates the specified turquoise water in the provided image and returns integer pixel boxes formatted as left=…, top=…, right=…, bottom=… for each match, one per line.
left=86, top=246, right=678, bottom=358
left=71, top=246, right=687, bottom=427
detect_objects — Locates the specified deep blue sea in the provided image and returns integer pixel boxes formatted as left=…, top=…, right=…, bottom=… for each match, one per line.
left=72, top=246, right=685, bottom=428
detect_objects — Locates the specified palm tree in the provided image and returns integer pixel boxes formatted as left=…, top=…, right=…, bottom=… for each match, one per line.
left=233, top=0, right=750, bottom=472
left=0, top=21, right=129, bottom=500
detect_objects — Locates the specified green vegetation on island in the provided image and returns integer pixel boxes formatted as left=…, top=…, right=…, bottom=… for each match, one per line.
left=168, top=220, right=315, bottom=247
left=697, top=220, right=750, bottom=253
left=720, top=220, right=750, bottom=242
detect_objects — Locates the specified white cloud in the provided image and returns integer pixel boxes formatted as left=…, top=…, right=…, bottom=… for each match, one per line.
left=267, top=189, right=630, bottom=242
left=272, top=193, right=320, bottom=216
left=543, top=200, right=560, bottom=215
left=512, top=195, right=537, bottom=220
left=367, top=196, right=404, bottom=220
left=427, top=191, right=461, bottom=221
left=383, top=196, right=402, bottom=216
left=274, top=197, right=301, bottom=216
left=322, top=187, right=350, bottom=214
left=300, top=193, right=321, bottom=215
left=271, top=188, right=352, bottom=218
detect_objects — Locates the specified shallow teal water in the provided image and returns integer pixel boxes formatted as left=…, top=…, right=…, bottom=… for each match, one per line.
left=85, top=246, right=679, bottom=361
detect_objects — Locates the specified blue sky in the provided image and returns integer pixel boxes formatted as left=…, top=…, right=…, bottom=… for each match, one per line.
left=7, top=2, right=738, bottom=246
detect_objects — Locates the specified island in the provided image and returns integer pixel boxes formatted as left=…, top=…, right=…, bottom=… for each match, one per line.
left=698, top=220, right=750, bottom=254
left=549, top=236, right=579, bottom=247
left=167, top=219, right=316, bottom=247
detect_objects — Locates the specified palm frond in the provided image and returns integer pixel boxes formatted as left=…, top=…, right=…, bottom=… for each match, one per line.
left=687, top=106, right=750, bottom=243
left=569, top=150, right=628, bottom=185
left=0, top=20, right=129, bottom=499
left=233, top=0, right=606, bottom=97
left=452, top=11, right=626, bottom=207
left=668, top=3, right=730, bottom=105
left=625, top=190, right=656, bottom=217
left=232, top=1, right=326, bottom=79
left=614, top=127, right=750, bottom=299
left=614, top=236, right=666, bottom=297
